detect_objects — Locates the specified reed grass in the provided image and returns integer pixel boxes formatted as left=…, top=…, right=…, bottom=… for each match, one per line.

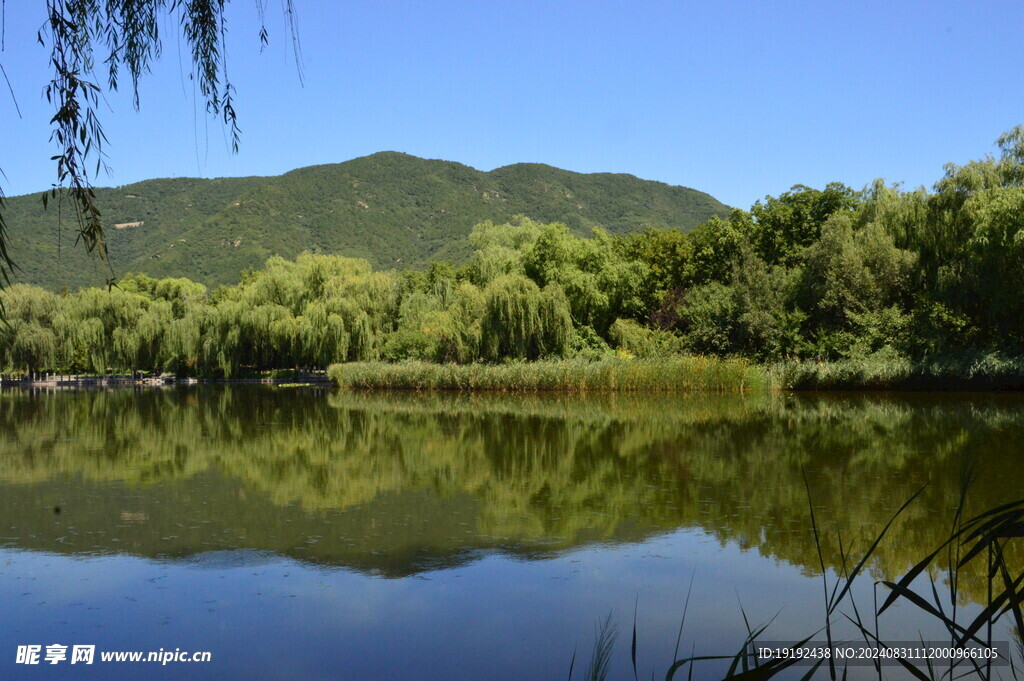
left=331, top=352, right=1024, bottom=394
left=773, top=352, right=1024, bottom=392
left=594, top=474, right=1024, bottom=680
left=328, top=357, right=767, bottom=392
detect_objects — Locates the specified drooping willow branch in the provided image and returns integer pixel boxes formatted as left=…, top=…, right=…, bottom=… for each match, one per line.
left=0, top=0, right=301, bottom=291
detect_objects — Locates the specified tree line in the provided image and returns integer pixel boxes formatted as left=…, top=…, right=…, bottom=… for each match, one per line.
left=3, top=128, right=1023, bottom=376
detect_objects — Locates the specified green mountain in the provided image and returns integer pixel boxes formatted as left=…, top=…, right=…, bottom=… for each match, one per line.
left=3, top=152, right=730, bottom=289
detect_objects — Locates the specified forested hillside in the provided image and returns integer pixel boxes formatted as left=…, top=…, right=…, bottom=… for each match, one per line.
left=2, top=152, right=729, bottom=289
left=4, top=128, right=1023, bottom=388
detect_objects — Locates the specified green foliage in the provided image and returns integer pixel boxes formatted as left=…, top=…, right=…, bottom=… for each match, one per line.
left=654, top=127, right=1024, bottom=365
left=480, top=275, right=572, bottom=361
left=800, top=215, right=916, bottom=357
left=524, top=223, right=653, bottom=335
left=750, top=182, right=859, bottom=264
left=607, top=319, right=684, bottom=358
left=774, top=349, right=1024, bottom=391
left=674, top=283, right=737, bottom=356
left=4, top=154, right=730, bottom=291
left=685, top=211, right=752, bottom=287
left=614, top=227, right=693, bottom=293
left=6, top=127, right=1024, bottom=385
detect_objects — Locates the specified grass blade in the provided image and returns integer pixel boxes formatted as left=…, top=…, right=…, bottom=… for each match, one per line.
left=878, top=544, right=946, bottom=615
left=673, top=571, right=696, bottom=662
left=584, top=613, right=618, bottom=681
left=833, top=484, right=928, bottom=611
left=632, top=595, right=639, bottom=681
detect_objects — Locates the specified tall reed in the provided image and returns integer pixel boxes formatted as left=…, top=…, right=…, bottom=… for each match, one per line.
left=774, top=352, right=1024, bottom=392
left=328, top=357, right=767, bottom=392
left=575, top=478, right=1024, bottom=680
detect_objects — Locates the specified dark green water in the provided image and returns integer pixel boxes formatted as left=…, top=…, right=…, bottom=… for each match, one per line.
left=0, top=386, right=1021, bottom=679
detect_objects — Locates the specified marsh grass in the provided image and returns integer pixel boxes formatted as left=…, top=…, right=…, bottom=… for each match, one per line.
left=774, top=353, right=1024, bottom=392
left=328, top=357, right=766, bottom=392
left=332, top=352, right=1024, bottom=393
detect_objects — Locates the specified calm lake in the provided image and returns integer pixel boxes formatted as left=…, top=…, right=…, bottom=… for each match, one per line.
left=1, top=386, right=1022, bottom=680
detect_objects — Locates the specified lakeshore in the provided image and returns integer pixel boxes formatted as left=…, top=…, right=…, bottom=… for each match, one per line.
left=326, top=355, right=1024, bottom=392
left=0, top=370, right=332, bottom=389
left=6, top=353, right=1024, bottom=392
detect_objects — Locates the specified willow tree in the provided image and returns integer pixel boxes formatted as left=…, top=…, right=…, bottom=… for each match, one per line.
left=523, top=222, right=652, bottom=336
left=0, top=284, right=61, bottom=372
left=2, top=322, right=57, bottom=374
left=437, top=282, right=486, bottom=363
left=481, top=275, right=572, bottom=361
left=465, top=217, right=544, bottom=285
left=296, top=302, right=349, bottom=367
left=0, top=285, right=61, bottom=326
left=930, top=127, right=1024, bottom=347
left=0, top=1, right=300, bottom=295
left=164, top=312, right=204, bottom=374
left=110, top=299, right=174, bottom=371
left=381, top=291, right=444, bottom=361
left=121, top=274, right=208, bottom=319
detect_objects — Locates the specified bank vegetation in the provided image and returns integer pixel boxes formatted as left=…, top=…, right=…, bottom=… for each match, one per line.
left=5, top=128, right=1024, bottom=391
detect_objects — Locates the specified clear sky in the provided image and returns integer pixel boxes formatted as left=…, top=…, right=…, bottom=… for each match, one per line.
left=1, top=1, right=1022, bottom=209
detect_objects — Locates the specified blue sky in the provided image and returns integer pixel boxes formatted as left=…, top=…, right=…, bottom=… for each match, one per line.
left=1, top=0, right=1022, bottom=209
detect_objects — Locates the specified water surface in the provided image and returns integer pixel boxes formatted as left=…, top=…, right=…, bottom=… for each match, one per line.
left=1, top=387, right=1022, bottom=679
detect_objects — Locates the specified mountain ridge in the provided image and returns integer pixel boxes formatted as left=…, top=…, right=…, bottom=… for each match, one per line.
left=3, top=152, right=730, bottom=289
